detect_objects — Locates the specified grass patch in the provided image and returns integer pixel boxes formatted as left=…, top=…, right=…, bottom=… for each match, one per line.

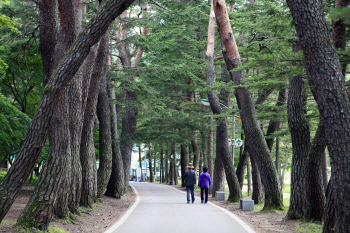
left=295, top=221, right=322, bottom=233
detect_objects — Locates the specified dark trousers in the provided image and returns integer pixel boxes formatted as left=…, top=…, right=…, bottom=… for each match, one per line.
left=201, top=188, right=209, bottom=203
left=186, top=185, right=195, bottom=202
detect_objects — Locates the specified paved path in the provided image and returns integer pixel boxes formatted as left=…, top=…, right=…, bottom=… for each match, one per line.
left=104, top=182, right=255, bottom=233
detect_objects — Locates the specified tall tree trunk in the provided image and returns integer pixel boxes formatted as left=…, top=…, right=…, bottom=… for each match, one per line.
left=165, top=150, right=169, bottom=183
left=172, top=141, right=177, bottom=185
left=287, top=0, right=350, bottom=230
left=287, top=74, right=310, bottom=219
left=250, top=153, right=264, bottom=204
left=160, top=148, right=164, bottom=183
left=305, top=120, right=326, bottom=222
left=206, top=3, right=241, bottom=202
left=96, top=30, right=113, bottom=198
left=147, top=145, right=153, bottom=182
left=208, top=117, right=214, bottom=195
left=105, top=77, right=124, bottom=198
left=275, top=137, right=281, bottom=183
left=181, top=144, right=189, bottom=187
left=214, top=0, right=283, bottom=209
left=0, top=0, right=135, bottom=222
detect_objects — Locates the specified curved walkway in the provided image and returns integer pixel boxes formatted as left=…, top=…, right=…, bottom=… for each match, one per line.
left=104, top=182, right=255, bottom=233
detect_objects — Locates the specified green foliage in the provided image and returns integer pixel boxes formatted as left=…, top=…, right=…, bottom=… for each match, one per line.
left=0, top=93, right=31, bottom=157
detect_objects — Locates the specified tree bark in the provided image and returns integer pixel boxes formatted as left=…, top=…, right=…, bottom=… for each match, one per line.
left=165, top=150, right=169, bottom=183
left=208, top=116, right=214, bottom=195
left=236, top=145, right=248, bottom=190
left=206, top=3, right=241, bottom=202
left=16, top=93, right=69, bottom=230
left=287, top=74, right=310, bottom=219
left=286, top=0, right=350, bottom=230
left=305, top=120, right=326, bottom=222
left=147, top=145, right=153, bottom=182
left=181, top=144, right=189, bottom=187
left=0, top=0, right=136, bottom=222
left=96, top=30, right=113, bottom=198
left=214, top=0, right=283, bottom=209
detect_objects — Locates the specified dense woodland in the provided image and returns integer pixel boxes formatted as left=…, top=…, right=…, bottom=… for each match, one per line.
left=0, top=0, right=349, bottom=232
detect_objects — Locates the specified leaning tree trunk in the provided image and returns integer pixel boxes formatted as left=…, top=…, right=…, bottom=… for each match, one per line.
left=0, top=0, right=135, bottom=222
left=96, top=30, right=113, bottom=198
left=181, top=144, right=189, bottom=187
left=16, top=93, right=69, bottom=230
left=212, top=151, right=226, bottom=197
left=205, top=3, right=241, bottom=202
left=305, top=119, right=326, bottom=222
left=286, top=0, right=350, bottom=230
left=287, top=75, right=310, bottom=220
left=246, top=145, right=264, bottom=204
left=214, top=0, right=283, bottom=209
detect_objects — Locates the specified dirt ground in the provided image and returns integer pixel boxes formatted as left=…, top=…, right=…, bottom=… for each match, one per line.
left=0, top=184, right=135, bottom=233
left=1, top=182, right=301, bottom=233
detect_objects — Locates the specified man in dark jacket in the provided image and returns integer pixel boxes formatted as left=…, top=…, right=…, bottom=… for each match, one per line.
left=183, top=163, right=197, bottom=204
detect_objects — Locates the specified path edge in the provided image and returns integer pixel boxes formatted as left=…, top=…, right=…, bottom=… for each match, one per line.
left=167, top=185, right=256, bottom=233
left=103, top=184, right=140, bottom=233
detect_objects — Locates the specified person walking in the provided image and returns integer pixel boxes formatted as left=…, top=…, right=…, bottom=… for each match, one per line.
left=198, top=167, right=211, bottom=204
left=183, top=163, right=196, bottom=204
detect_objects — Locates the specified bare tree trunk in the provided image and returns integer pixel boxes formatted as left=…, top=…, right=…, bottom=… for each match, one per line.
left=0, top=0, right=135, bottom=222
left=181, top=144, right=189, bottom=187
left=287, top=0, right=350, bottom=230
left=172, top=142, right=177, bottom=185
left=208, top=117, right=214, bottom=195
left=214, top=0, right=283, bottom=209
left=305, top=120, right=326, bottom=222
left=147, top=145, right=153, bottom=182
left=250, top=152, right=264, bottom=204
left=96, top=30, right=113, bottom=198
left=287, top=74, right=310, bottom=219
left=236, top=143, right=248, bottom=189
left=165, top=150, right=169, bottom=183
left=160, top=148, right=164, bottom=183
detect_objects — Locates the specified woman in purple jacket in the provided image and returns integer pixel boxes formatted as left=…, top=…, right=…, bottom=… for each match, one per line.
left=198, top=167, right=212, bottom=203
